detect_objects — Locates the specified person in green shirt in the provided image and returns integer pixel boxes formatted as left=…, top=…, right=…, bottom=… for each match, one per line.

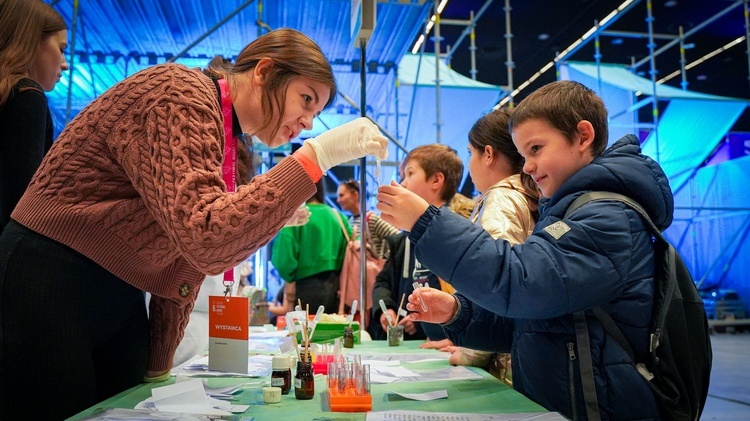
left=271, top=179, right=352, bottom=314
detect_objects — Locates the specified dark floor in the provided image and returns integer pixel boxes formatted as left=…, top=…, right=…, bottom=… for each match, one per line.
left=701, top=331, right=750, bottom=420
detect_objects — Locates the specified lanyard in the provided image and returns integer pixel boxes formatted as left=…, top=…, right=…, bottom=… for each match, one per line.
left=218, top=78, right=237, bottom=290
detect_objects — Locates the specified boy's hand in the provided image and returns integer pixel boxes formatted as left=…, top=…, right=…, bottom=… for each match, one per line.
left=380, top=309, right=398, bottom=332
left=420, top=338, right=454, bottom=351
left=376, top=180, right=429, bottom=231
left=406, top=288, right=457, bottom=324
left=397, top=313, right=417, bottom=335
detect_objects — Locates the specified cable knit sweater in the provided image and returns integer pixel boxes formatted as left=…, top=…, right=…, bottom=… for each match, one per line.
left=12, top=63, right=316, bottom=372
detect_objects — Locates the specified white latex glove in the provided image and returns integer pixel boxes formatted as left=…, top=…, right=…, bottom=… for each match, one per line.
left=305, top=117, right=388, bottom=172
left=285, top=205, right=311, bottom=227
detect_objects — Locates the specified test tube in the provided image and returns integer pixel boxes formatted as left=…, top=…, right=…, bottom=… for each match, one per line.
left=412, top=281, right=429, bottom=312
left=327, top=362, right=338, bottom=389
left=374, top=159, right=382, bottom=186
left=337, top=361, right=347, bottom=393
left=359, top=364, right=371, bottom=395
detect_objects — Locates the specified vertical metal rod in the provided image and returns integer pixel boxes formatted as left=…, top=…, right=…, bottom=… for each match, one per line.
left=503, top=0, right=514, bottom=106
left=257, top=0, right=263, bottom=37
left=679, top=25, right=688, bottom=91
left=359, top=37, right=368, bottom=329
left=646, top=0, right=660, bottom=163
left=394, top=66, right=400, bottom=146
left=594, top=20, right=602, bottom=96
left=744, top=0, right=750, bottom=94
left=65, top=0, right=80, bottom=124
left=433, top=0, right=442, bottom=143
left=469, top=10, right=477, bottom=80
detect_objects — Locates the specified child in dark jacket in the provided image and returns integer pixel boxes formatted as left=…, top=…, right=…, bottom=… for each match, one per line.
left=370, top=144, right=463, bottom=341
left=377, top=80, right=674, bottom=420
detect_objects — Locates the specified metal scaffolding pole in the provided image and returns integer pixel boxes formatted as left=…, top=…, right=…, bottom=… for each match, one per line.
left=594, top=20, right=603, bottom=96
left=433, top=0, right=442, bottom=143
left=65, top=0, right=80, bottom=124
left=503, top=0, right=514, bottom=106
left=646, top=0, right=660, bottom=164
left=469, top=11, right=477, bottom=80
left=744, top=0, right=750, bottom=93
left=679, top=26, right=688, bottom=91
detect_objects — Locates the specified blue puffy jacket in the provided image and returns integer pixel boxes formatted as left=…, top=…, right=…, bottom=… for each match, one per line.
left=408, top=135, right=673, bottom=420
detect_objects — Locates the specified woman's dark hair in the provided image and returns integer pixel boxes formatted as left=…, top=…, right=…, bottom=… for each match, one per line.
left=308, top=179, right=326, bottom=204
left=340, top=179, right=360, bottom=194
left=207, top=28, right=337, bottom=142
left=469, top=108, right=540, bottom=220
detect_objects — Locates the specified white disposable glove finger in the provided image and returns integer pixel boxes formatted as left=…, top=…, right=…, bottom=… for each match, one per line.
left=366, top=135, right=389, bottom=161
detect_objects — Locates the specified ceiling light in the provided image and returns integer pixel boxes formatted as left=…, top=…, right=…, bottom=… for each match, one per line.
left=538, top=33, right=549, bottom=41
left=665, top=1, right=677, bottom=7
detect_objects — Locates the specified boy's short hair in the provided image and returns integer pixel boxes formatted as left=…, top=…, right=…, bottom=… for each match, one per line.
left=404, top=144, right=464, bottom=203
left=509, top=80, right=609, bottom=157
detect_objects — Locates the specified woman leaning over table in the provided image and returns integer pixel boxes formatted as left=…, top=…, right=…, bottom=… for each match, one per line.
left=0, top=28, right=387, bottom=420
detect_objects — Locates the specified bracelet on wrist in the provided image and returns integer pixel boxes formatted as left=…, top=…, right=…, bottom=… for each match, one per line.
left=292, top=152, right=323, bottom=182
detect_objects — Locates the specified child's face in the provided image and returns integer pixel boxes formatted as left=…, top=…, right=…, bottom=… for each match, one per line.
left=400, top=160, right=435, bottom=202
left=512, top=118, right=592, bottom=198
left=467, top=144, right=489, bottom=193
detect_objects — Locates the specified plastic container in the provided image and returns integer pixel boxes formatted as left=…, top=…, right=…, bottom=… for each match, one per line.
left=328, top=386, right=372, bottom=412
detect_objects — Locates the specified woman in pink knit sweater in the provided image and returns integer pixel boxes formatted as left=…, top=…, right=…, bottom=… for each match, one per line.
left=0, top=28, right=386, bottom=419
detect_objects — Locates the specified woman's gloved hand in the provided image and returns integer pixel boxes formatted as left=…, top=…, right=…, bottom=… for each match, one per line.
left=305, top=117, right=388, bottom=172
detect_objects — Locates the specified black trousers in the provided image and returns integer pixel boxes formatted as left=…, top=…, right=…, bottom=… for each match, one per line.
left=0, top=220, right=149, bottom=420
left=294, top=270, right=340, bottom=315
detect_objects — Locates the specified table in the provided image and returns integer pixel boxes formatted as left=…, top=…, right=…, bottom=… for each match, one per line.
left=69, top=341, right=547, bottom=420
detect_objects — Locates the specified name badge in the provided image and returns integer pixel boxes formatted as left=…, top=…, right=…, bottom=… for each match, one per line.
left=208, top=295, right=249, bottom=374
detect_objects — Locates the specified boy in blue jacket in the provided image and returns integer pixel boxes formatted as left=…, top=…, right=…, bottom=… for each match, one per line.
left=377, top=80, right=673, bottom=420
left=370, top=143, right=463, bottom=342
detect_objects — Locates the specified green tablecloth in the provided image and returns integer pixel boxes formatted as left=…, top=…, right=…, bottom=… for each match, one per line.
left=68, top=341, right=546, bottom=420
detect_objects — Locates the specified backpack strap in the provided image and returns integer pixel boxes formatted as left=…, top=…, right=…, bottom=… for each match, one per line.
left=332, top=209, right=351, bottom=242
left=573, top=311, right=602, bottom=421
left=566, top=191, right=674, bottom=354
left=567, top=191, right=670, bottom=419
left=566, top=192, right=666, bottom=243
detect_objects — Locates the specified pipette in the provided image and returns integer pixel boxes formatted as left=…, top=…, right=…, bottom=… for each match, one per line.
left=309, top=305, right=325, bottom=341
left=378, top=299, right=394, bottom=326
left=346, top=300, right=358, bottom=326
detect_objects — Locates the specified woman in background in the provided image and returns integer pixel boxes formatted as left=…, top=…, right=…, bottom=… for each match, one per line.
left=0, top=0, right=68, bottom=234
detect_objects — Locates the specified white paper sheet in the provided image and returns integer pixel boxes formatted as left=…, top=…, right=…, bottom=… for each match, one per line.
left=366, top=410, right=568, bottom=420
left=388, top=389, right=448, bottom=401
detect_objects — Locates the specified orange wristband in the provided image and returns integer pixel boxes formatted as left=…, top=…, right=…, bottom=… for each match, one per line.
left=292, top=152, right=323, bottom=182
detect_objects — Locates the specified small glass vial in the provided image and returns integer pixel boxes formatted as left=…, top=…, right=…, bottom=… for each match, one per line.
left=343, top=326, right=354, bottom=348
left=387, top=325, right=404, bottom=346
left=271, top=355, right=292, bottom=395
left=294, top=359, right=315, bottom=400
